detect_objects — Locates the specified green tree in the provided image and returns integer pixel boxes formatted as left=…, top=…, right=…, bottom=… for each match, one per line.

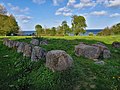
left=51, top=27, right=56, bottom=36
left=61, top=21, right=71, bottom=35
left=72, top=15, right=87, bottom=35
left=35, top=24, right=43, bottom=37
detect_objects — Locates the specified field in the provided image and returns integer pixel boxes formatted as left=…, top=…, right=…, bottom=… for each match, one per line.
left=0, top=36, right=120, bottom=90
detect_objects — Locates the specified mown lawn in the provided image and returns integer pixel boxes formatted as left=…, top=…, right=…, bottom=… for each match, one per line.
left=0, top=36, right=120, bottom=90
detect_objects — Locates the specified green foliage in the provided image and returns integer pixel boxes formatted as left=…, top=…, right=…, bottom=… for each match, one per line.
left=35, top=24, right=44, bottom=37
left=88, top=32, right=94, bottom=36
left=0, top=14, right=19, bottom=36
left=72, top=15, right=87, bottom=35
left=0, top=36, right=120, bottom=90
left=97, top=23, right=120, bottom=36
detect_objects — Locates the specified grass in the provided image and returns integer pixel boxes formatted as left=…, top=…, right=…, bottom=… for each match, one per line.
left=0, top=36, right=120, bottom=90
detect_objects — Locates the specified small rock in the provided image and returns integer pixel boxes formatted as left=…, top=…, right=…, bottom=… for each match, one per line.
left=94, top=61, right=105, bottom=65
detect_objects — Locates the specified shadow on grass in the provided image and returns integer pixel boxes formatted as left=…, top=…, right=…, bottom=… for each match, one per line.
left=0, top=37, right=120, bottom=90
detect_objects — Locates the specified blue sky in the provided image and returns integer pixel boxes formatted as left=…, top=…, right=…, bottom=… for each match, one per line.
left=0, top=0, right=120, bottom=31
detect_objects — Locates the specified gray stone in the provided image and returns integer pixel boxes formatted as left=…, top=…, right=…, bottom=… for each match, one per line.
left=23, top=44, right=33, bottom=57
left=112, top=41, right=120, bottom=48
left=103, top=50, right=111, bottom=59
left=94, top=61, right=105, bottom=65
left=40, top=40, right=48, bottom=45
left=46, top=50, right=73, bottom=72
left=75, top=43, right=101, bottom=59
left=31, top=46, right=46, bottom=61
left=8, top=40, right=14, bottom=48
left=17, top=42, right=27, bottom=53
left=30, top=39, right=39, bottom=45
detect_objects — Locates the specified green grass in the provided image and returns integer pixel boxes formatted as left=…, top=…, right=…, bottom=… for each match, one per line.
left=0, top=36, right=120, bottom=90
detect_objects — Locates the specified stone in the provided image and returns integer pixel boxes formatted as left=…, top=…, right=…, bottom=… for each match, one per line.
left=31, top=46, right=46, bottom=61
left=3, top=38, right=9, bottom=45
left=8, top=40, right=14, bottom=48
left=103, top=50, right=111, bottom=59
left=46, top=50, right=73, bottom=72
left=17, top=42, right=27, bottom=53
left=30, top=39, right=39, bottom=45
left=112, top=41, right=120, bottom=48
left=94, top=61, right=105, bottom=65
left=15, top=41, right=21, bottom=48
left=23, top=44, right=33, bottom=57
left=40, top=40, right=48, bottom=45
left=92, top=43, right=108, bottom=51
left=75, top=43, right=101, bottom=59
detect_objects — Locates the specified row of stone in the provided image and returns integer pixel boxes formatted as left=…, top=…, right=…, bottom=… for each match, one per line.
left=3, top=38, right=73, bottom=72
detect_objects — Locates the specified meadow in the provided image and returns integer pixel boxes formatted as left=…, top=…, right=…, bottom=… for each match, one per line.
left=0, top=36, right=120, bottom=90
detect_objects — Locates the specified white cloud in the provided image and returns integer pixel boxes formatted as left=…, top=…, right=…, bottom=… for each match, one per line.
left=52, top=0, right=64, bottom=6
left=16, top=15, right=33, bottom=23
left=67, top=0, right=76, bottom=7
left=90, top=10, right=107, bottom=16
left=55, top=7, right=72, bottom=16
left=107, top=0, right=120, bottom=7
left=32, top=0, right=46, bottom=4
left=8, top=3, right=29, bottom=14
left=73, top=0, right=96, bottom=9
left=110, top=13, right=120, bottom=17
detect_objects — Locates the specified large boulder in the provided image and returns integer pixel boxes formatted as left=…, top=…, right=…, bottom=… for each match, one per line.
left=46, top=50, right=73, bottom=72
left=23, top=44, right=33, bottom=57
left=112, top=41, right=120, bottom=48
left=31, top=46, right=46, bottom=61
left=30, top=39, right=39, bottom=45
left=75, top=43, right=101, bottom=59
left=17, top=42, right=27, bottom=53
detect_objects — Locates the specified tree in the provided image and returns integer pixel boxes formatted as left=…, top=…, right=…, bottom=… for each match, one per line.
left=0, top=4, right=7, bottom=15
left=35, top=24, right=43, bottom=37
left=51, top=27, right=56, bottom=36
left=61, top=21, right=71, bottom=35
left=72, top=15, right=87, bottom=35
left=0, top=14, right=19, bottom=36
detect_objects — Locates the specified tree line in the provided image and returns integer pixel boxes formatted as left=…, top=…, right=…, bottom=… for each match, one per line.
left=0, top=4, right=19, bottom=36
left=97, top=23, right=120, bottom=36
left=35, top=15, right=87, bottom=36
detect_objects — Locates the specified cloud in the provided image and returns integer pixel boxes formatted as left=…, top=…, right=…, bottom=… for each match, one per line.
left=110, top=13, right=120, bottom=17
left=96, top=0, right=120, bottom=7
left=7, top=3, right=29, bottom=14
left=32, top=0, right=46, bottom=4
left=67, top=0, right=76, bottom=7
left=69, top=0, right=96, bottom=9
left=52, top=0, right=64, bottom=6
left=55, top=7, right=72, bottom=16
left=90, top=10, right=107, bottom=16
left=107, top=0, right=120, bottom=7
left=16, top=15, right=33, bottom=23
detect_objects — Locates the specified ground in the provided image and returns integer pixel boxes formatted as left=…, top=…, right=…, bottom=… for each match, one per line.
left=0, top=36, right=120, bottom=90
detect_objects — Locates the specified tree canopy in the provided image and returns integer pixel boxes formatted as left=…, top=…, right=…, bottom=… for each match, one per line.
left=72, top=15, right=87, bottom=35
left=0, top=4, right=19, bottom=36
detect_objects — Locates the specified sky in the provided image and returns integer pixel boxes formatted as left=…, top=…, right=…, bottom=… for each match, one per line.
left=0, top=0, right=120, bottom=31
